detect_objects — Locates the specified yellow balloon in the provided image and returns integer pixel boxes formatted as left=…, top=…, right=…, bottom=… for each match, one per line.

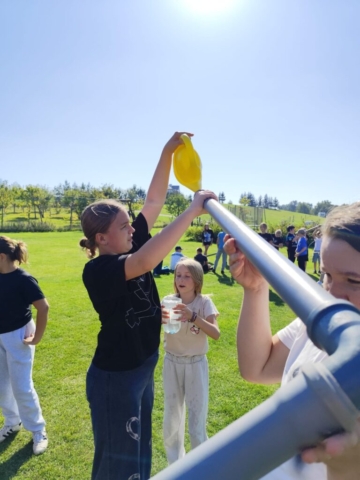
left=173, top=134, right=202, bottom=192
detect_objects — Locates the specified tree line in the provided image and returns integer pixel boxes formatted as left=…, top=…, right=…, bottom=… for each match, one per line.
left=239, top=192, right=335, bottom=216
left=0, top=180, right=147, bottom=228
left=0, top=179, right=336, bottom=229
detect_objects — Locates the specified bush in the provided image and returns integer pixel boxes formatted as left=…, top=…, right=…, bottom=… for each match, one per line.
left=185, top=222, right=224, bottom=242
left=0, top=221, right=56, bottom=233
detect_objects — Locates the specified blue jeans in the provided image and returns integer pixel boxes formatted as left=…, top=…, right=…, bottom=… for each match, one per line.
left=86, top=350, right=159, bottom=480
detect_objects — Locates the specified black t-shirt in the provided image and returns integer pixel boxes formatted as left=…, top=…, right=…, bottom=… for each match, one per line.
left=258, top=232, right=273, bottom=243
left=0, top=269, right=45, bottom=334
left=286, top=233, right=297, bottom=250
left=82, top=213, right=161, bottom=372
left=194, top=253, right=210, bottom=272
left=201, top=229, right=214, bottom=243
left=272, top=236, right=285, bottom=250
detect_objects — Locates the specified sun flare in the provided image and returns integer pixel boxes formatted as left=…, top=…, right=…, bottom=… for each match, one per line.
left=183, top=0, right=235, bottom=14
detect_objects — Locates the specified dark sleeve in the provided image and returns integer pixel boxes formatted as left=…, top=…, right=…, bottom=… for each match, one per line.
left=130, top=213, right=151, bottom=251
left=21, top=274, right=45, bottom=305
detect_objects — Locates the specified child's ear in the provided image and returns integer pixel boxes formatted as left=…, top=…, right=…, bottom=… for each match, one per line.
left=95, top=232, right=107, bottom=245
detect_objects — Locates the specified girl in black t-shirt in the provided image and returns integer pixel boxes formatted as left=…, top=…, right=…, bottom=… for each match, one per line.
left=80, top=132, right=218, bottom=480
left=0, top=236, right=49, bottom=455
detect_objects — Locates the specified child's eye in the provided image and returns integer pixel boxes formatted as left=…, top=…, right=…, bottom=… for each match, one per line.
left=348, top=278, right=360, bottom=285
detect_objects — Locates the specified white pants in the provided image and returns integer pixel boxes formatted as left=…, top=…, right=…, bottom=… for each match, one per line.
left=163, top=352, right=208, bottom=464
left=0, top=321, right=45, bottom=432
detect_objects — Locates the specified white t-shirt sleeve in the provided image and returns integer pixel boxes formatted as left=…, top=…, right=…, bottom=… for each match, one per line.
left=202, top=295, right=219, bottom=319
left=277, top=318, right=303, bottom=350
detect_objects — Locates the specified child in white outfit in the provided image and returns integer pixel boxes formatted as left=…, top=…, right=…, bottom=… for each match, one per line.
left=162, top=258, right=220, bottom=464
left=0, top=236, right=49, bottom=455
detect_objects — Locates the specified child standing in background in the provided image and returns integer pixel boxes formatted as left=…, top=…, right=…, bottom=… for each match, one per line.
left=295, top=228, right=308, bottom=272
left=80, top=132, right=217, bottom=480
left=213, top=230, right=227, bottom=274
left=0, top=236, right=49, bottom=455
left=312, top=230, right=322, bottom=274
left=162, top=258, right=220, bottom=464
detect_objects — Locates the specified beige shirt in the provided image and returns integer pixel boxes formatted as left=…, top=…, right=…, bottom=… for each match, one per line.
left=164, top=294, right=219, bottom=356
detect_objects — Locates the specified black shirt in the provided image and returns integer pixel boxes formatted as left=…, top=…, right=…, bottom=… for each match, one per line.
left=0, top=269, right=45, bottom=334
left=286, top=233, right=297, bottom=250
left=272, top=236, right=285, bottom=250
left=258, top=232, right=273, bottom=243
left=82, top=213, right=161, bottom=372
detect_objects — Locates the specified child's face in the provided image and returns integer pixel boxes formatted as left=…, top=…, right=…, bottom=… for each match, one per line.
left=175, top=264, right=195, bottom=296
left=97, top=210, right=135, bottom=255
left=260, top=225, right=267, bottom=233
left=275, top=232, right=282, bottom=237
left=321, top=236, right=360, bottom=310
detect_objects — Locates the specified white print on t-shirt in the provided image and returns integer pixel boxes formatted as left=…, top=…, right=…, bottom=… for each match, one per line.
left=125, top=274, right=160, bottom=329
left=203, top=232, right=212, bottom=242
left=126, top=416, right=140, bottom=441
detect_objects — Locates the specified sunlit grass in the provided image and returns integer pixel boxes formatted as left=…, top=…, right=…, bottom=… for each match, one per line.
left=0, top=231, right=305, bottom=478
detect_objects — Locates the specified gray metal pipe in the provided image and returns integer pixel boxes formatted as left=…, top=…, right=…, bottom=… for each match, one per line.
left=152, top=200, right=360, bottom=479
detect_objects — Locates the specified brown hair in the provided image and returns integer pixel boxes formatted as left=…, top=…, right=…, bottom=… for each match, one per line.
left=0, top=236, right=28, bottom=264
left=79, top=199, right=127, bottom=258
left=173, top=258, right=204, bottom=296
left=323, top=202, right=360, bottom=253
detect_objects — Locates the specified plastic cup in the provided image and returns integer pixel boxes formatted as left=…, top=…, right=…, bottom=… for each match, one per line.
left=162, top=296, right=182, bottom=334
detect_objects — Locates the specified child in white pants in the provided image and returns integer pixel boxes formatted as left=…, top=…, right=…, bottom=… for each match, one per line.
left=0, top=236, right=49, bottom=455
left=162, top=258, right=220, bottom=464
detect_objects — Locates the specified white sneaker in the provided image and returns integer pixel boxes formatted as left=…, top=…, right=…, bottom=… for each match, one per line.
left=32, top=430, right=48, bottom=455
left=0, top=423, right=22, bottom=442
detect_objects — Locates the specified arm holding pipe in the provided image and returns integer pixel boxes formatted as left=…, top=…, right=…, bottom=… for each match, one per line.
left=151, top=200, right=360, bottom=479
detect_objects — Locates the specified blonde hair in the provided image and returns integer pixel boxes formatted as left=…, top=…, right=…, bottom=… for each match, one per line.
left=79, top=199, right=127, bottom=258
left=323, top=202, right=360, bottom=253
left=173, top=258, right=204, bottom=296
left=0, top=236, right=28, bottom=264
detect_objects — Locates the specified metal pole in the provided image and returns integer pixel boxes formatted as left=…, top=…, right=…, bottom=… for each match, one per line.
left=151, top=200, right=360, bottom=479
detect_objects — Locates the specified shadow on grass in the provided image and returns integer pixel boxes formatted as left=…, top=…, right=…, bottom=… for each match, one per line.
left=0, top=435, right=33, bottom=479
left=213, top=272, right=235, bottom=286
left=269, top=290, right=285, bottom=306
left=8, top=217, right=28, bottom=223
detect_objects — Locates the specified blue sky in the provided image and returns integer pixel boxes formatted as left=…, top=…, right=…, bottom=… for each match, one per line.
left=1, top=0, right=359, bottom=207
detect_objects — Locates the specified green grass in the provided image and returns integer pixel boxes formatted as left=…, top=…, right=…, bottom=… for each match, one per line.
left=0, top=231, right=317, bottom=479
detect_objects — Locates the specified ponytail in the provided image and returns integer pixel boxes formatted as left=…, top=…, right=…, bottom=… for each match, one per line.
left=0, top=236, right=28, bottom=264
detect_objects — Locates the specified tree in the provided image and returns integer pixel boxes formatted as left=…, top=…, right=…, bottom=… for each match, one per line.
left=165, top=193, right=190, bottom=217
left=263, top=194, right=269, bottom=208
left=100, top=184, right=121, bottom=199
left=21, top=185, right=52, bottom=221
left=247, top=192, right=256, bottom=207
left=280, top=200, right=298, bottom=212
left=313, top=200, right=334, bottom=215
left=239, top=194, right=250, bottom=206
left=0, top=182, right=13, bottom=228
left=296, top=202, right=312, bottom=214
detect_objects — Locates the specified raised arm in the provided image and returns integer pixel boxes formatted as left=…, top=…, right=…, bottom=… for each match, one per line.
left=225, top=236, right=289, bottom=384
left=141, top=131, right=193, bottom=231
left=125, top=190, right=218, bottom=280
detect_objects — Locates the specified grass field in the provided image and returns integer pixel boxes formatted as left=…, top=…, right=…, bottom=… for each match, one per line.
left=0, top=231, right=319, bottom=479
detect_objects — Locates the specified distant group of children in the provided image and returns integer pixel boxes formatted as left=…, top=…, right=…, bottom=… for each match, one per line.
left=259, top=222, right=323, bottom=273
left=1, top=132, right=359, bottom=480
